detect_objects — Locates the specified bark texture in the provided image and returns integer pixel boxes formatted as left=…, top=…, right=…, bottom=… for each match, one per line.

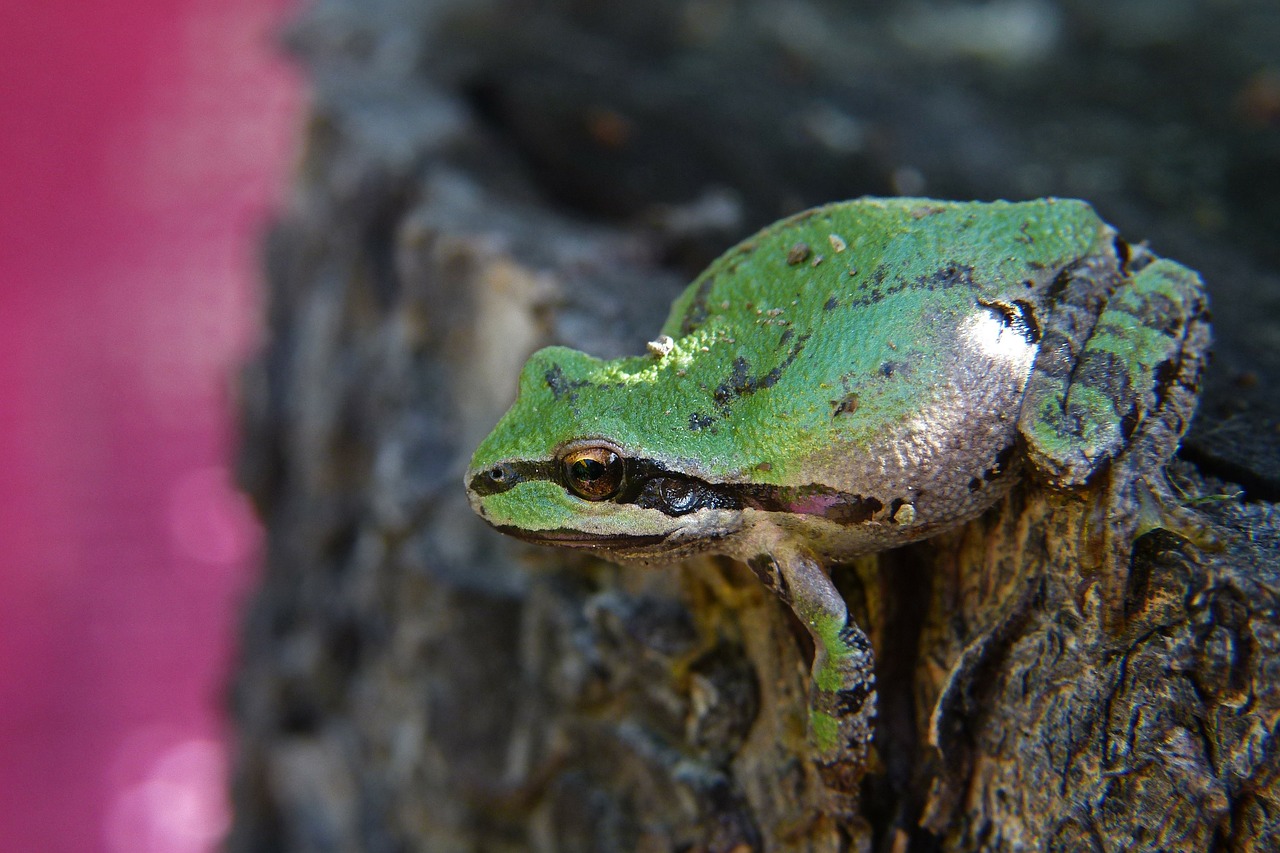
left=229, top=1, right=1280, bottom=850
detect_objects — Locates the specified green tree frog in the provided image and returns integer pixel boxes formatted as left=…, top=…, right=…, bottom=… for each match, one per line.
left=464, top=198, right=1210, bottom=791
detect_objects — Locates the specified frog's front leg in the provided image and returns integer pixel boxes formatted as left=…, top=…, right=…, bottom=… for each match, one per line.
left=1019, top=251, right=1211, bottom=620
left=748, top=548, right=875, bottom=793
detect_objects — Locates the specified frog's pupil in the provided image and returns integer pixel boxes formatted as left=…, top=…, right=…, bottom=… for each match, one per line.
left=573, top=459, right=604, bottom=481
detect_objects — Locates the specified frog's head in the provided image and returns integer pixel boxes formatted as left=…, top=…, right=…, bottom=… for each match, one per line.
left=464, top=346, right=746, bottom=561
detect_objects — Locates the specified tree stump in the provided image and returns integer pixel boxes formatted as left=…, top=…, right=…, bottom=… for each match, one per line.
left=229, top=2, right=1280, bottom=850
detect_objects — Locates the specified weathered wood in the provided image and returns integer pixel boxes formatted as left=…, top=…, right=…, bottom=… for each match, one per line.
left=229, top=2, right=1280, bottom=850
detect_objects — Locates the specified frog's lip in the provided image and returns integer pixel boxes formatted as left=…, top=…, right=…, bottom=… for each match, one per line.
left=495, top=525, right=670, bottom=551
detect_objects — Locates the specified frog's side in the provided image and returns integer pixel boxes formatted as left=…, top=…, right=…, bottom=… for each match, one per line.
left=464, top=197, right=1210, bottom=793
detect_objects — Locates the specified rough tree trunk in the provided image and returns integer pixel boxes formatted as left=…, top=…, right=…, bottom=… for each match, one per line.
left=228, top=2, right=1280, bottom=850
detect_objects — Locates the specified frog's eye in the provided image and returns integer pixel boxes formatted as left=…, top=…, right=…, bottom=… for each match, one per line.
left=561, top=445, right=625, bottom=501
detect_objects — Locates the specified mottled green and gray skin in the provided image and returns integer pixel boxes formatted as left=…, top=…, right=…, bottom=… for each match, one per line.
left=465, top=197, right=1210, bottom=793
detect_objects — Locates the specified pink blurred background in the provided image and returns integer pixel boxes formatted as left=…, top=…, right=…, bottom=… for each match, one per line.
left=0, top=1, right=302, bottom=849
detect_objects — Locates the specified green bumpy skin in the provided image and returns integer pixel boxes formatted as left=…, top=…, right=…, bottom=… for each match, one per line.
left=477, top=198, right=1103, bottom=486
left=465, top=197, right=1211, bottom=794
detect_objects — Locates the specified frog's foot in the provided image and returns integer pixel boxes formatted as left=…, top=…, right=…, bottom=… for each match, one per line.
left=1080, top=466, right=1219, bottom=630
left=1019, top=250, right=1210, bottom=629
left=749, top=550, right=876, bottom=794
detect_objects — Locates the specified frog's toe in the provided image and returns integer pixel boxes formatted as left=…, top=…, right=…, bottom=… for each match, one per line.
left=1019, top=368, right=1128, bottom=491
left=1133, top=472, right=1223, bottom=552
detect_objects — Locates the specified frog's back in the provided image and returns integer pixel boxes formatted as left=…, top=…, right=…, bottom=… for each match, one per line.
left=653, top=198, right=1111, bottom=485
left=663, top=197, right=1107, bottom=343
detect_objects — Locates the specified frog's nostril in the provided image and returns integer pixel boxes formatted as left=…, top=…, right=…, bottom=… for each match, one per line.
left=471, top=463, right=520, bottom=495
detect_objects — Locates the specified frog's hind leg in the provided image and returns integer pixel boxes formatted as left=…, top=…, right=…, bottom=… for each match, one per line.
left=1019, top=249, right=1211, bottom=625
left=749, top=549, right=876, bottom=794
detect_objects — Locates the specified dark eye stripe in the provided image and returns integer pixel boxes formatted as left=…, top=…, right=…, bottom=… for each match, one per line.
left=470, top=456, right=893, bottom=527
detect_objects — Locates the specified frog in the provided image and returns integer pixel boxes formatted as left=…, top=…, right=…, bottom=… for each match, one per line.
left=464, top=197, right=1211, bottom=793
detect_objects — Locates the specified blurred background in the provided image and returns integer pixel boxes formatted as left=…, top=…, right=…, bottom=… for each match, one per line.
left=0, top=1, right=301, bottom=850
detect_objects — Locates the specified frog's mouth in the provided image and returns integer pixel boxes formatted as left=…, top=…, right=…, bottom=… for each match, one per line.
left=493, top=523, right=735, bottom=561
left=495, top=525, right=671, bottom=551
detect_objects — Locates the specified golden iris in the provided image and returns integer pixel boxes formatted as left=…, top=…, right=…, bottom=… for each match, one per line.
left=561, top=446, right=624, bottom=500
